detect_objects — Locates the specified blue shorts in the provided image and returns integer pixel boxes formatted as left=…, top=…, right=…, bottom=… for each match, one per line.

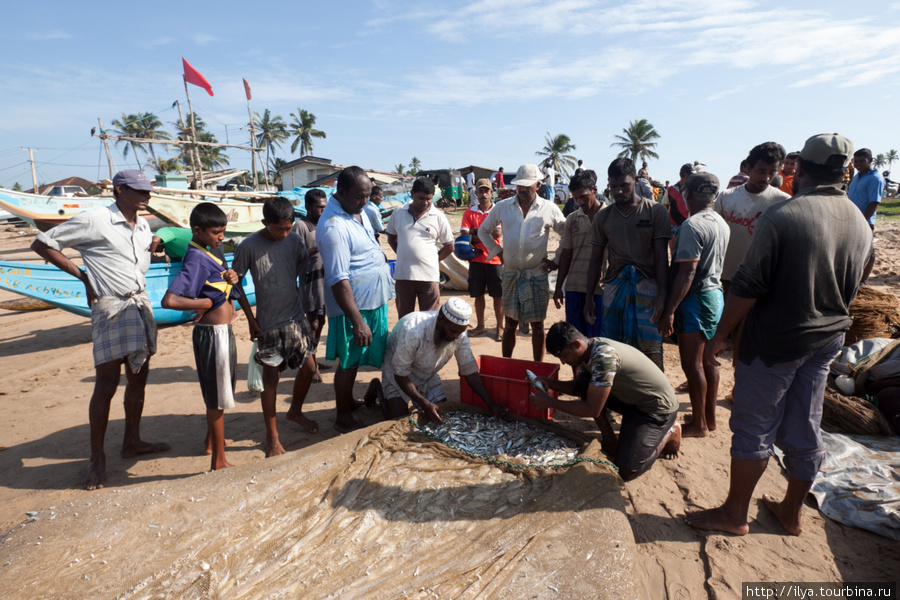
left=565, top=291, right=603, bottom=338
left=674, top=289, right=723, bottom=340
left=730, top=334, right=843, bottom=481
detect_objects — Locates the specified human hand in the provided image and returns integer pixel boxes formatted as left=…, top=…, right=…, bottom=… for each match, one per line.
left=352, top=320, right=373, bottom=347
left=583, top=304, right=596, bottom=326
left=657, top=312, right=674, bottom=338
left=704, top=334, right=727, bottom=367
left=552, top=288, right=564, bottom=309
left=528, top=390, right=554, bottom=410
left=541, top=258, right=558, bottom=274
left=650, top=295, right=666, bottom=324
left=422, top=400, right=443, bottom=424
left=190, top=299, right=215, bottom=323
left=491, top=227, right=501, bottom=240
left=84, top=282, right=98, bottom=307
left=221, top=269, right=239, bottom=285
left=248, top=318, right=263, bottom=341
left=487, top=401, right=509, bottom=419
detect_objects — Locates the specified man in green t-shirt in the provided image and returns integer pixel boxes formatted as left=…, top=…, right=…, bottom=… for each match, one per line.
left=529, top=322, right=681, bottom=481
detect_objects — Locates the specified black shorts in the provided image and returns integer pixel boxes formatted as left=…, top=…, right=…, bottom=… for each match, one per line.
left=468, top=261, right=502, bottom=298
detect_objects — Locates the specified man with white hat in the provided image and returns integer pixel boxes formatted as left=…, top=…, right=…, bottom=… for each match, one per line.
left=687, top=133, right=872, bottom=537
left=478, top=163, right=566, bottom=361
left=31, top=169, right=169, bottom=490
left=366, top=298, right=506, bottom=423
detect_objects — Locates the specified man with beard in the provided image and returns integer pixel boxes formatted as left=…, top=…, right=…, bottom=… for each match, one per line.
left=365, top=298, right=506, bottom=422
left=478, top=163, right=565, bottom=361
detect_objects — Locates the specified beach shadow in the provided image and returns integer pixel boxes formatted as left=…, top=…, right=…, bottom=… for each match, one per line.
left=627, top=512, right=706, bottom=544
left=0, top=321, right=92, bottom=358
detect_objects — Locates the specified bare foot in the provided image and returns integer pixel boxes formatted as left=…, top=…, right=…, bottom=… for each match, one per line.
left=312, top=370, right=323, bottom=383
left=203, top=438, right=234, bottom=456
left=684, top=413, right=716, bottom=432
left=675, top=380, right=689, bottom=393
left=684, top=506, right=750, bottom=535
left=265, top=440, right=286, bottom=457
left=286, top=411, right=319, bottom=433
left=762, top=494, right=803, bottom=535
left=85, top=458, right=106, bottom=491
left=121, top=440, right=170, bottom=459
left=470, top=326, right=485, bottom=337
left=681, top=417, right=710, bottom=438
left=333, top=416, right=366, bottom=433
left=211, top=459, right=235, bottom=471
left=494, top=328, right=503, bottom=341
left=660, top=422, right=681, bottom=459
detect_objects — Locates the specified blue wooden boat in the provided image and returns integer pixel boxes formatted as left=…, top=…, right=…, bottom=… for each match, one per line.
left=0, top=254, right=255, bottom=326
left=0, top=188, right=114, bottom=231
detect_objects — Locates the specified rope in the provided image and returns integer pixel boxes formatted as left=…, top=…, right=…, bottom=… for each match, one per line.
left=407, top=416, right=618, bottom=473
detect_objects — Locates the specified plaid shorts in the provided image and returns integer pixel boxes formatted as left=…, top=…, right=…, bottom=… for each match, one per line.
left=255, top=318, right=314, bottom=371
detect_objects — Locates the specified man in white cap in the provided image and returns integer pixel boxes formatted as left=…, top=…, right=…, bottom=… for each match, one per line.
left=478, top=163, right=565, bottom=361
left=687, top=133, right=872, bottom=537
left=31, top=169, right=169, bottom=490
left=366, top=298, right=506, bottom=423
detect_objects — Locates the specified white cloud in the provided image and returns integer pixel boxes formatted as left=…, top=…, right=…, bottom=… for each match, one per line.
left=28, top=30, right=70, bottom=40
left=192, top=33, right=216, bottom=45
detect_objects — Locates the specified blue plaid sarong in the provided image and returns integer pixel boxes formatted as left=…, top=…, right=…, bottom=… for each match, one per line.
left=90, top=292, right=158, bottom=372
left=601, top=265, right=662, bottom=356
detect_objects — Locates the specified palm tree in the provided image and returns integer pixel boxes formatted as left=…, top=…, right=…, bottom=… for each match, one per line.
left=253, top=109, right=289, bottom=184
left=172, top=114, right=208, bottom=172
left=288, top=109, right=326, bottom=156
left=394, top=163, right=407, bottom=176
left=111, top=113, right=147, bottom=168
left=885, top=149, right=898, bottom=173
left=536, top=132, right=577, bottom=177
left=874, top=154, right=887, bottom=169
left=611, top=119, right=661, bottom=165
left=196, top=130, right=230, bottom=171
left=130, top=112, right=171, bottom=162
left=12, top=182, right=22, bottom=191
left=270, top=157, right=288, bottom=186
left=409, top=156, right=422, bottom=175
left=150, top=157, right=182, bottom=174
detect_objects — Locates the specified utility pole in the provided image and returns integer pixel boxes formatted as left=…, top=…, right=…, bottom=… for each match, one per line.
left=21, top=147, right=38, bottom=192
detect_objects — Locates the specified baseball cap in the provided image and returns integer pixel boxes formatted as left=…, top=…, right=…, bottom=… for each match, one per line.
left=685, top=172, right=720, bottom=195
left=799, top=133, right=854, bottom=168
left=112, top=169, right=153, bottom=191
left=510, top=164, right=543, bottom=187
left=475, top=178, right=493, bottom=190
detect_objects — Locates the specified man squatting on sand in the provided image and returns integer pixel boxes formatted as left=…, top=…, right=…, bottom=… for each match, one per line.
left=31, top=170, right=170, bottom=489
left=686, top=133, right=873, bottom=535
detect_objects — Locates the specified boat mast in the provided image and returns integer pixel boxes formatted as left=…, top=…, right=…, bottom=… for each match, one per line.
left=181, top=80, right=205, bottom=190
left=246, top=103, right=258, bottom=190
left=21, top=147, right=38, bottom=192
left=96, top=118, right=117, bottom=180
left=173, top=100, right=201, bottom=187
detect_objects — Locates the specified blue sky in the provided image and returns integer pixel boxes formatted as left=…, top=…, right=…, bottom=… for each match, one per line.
left=2, top=0, right=899, bottom=190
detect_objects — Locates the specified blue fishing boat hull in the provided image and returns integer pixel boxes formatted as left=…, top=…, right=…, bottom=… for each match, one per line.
left=0, top=254, right=255, bottom=326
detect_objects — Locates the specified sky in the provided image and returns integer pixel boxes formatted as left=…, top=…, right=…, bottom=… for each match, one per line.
left=2, top=0, right=899, bottom=191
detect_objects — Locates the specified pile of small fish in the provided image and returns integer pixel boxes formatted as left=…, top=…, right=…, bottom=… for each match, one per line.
left=421, top=411, right=579, bottom=467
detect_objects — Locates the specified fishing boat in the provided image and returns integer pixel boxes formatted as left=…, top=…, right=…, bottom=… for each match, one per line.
left=0, top=188, right=114, bottom=231
left=148, top=191, right=269, bottom=235
left=0, top=255, right=255, bottom=326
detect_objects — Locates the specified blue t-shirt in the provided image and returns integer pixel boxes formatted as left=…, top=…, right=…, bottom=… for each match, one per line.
left=848, top=169, right=885, bottom=225
left=166, top=243, right=239, bottom=310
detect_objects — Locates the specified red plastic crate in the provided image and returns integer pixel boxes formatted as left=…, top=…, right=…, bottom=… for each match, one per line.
left=460, top=355, right=559, bottom=419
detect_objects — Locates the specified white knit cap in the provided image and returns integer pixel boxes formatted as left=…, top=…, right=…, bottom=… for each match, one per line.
left=441, top=297, right=472, bottom=326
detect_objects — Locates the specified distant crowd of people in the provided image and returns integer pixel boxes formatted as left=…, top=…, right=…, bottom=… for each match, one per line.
left=33, top=132, right=880, bottom=538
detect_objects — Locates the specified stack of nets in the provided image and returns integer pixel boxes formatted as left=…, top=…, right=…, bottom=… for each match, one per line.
left=822, top=387, right=895, bottom=436
left=846, top=287, right=900, bottom=344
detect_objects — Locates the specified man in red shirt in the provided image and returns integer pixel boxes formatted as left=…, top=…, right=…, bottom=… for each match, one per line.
left=460, top=178, right=503, bottom=338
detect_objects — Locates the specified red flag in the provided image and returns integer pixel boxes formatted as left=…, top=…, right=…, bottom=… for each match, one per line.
left=182, top=58, right=214, bottom=96
left=243, top=78, right=252, bottom=101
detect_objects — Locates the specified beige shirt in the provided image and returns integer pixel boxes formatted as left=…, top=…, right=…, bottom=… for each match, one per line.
left=591, top=198, right=670, bottom=282
left=714, top=183, right=790, bottom=282
left=560, top=207, right=605, bottom=294
left=478, top=195, right=565, bottom=273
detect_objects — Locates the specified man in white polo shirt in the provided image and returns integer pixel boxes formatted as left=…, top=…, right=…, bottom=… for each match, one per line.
left=385, top=177, right=454, bottom=318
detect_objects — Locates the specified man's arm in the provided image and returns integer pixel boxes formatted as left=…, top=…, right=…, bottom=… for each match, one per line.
left=704, top=293, right=756, bottom=366
left=583, top=244, right=606, bottom=324
left=477, top=208, right=503, bottom=260
left=658, top=260, right=697, bottom=337
left=387, top=233, right=398, bottom=253
left=437, top=242, right=453, bottom=262
left=463, top=372, right=507, bottom=417
left=332, top=280, right=372, bottom=347
left=393, top=374, right=442, bottom=423
left=31, top=239, right=95, bottom=306
left=530, top=381, right=612, bottom=418
left=650, top=237, right=669, bottom=323
left=863, top=202, right=878, bottom=221
left=552, top=248, right=573, bottom=308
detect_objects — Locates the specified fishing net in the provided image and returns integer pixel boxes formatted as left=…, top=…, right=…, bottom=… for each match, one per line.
left=846, top=287, right=900, bottom=344
left=0, top=403, right=637, bottom=599
left=822, top=387, right=895, bottom=436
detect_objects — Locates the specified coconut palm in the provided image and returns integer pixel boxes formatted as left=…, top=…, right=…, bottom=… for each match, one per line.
left=150, top=157, right=182, bottom=174
left=130, top=112, right=171, bottom=162
left=874, top=154, right=887, bottom=169
left=172, top=114, right=208, bottom=172
left=253, top=109, right=289, bottom=184
left=536, top=132, right=577, bottom=177
left=409, top=156, right=422, bottom=174
left=111, top=113, right=147, bottom=168
left=288, top=109, right=326, bottom=157
left=196, top=130, right=230, bottom=171
left=611, top=119, right=661, bottom=165
left=885, top=149, right=898, bottom=173
left=270, top=157, right=288, bottom=186
left=12, top=182, right=22, bottom=191
left=394, top=163, right=407, bottom=176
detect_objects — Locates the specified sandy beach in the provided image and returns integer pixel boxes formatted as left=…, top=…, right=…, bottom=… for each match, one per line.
left=0, top=214, right=898, bottom=598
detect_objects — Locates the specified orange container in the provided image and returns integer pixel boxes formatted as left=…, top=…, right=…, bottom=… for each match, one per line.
left=460, top=355, right=559, bottom=419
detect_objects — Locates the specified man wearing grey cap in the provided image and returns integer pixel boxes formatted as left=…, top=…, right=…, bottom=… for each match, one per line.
left=658, top=172, right=730, bottom=438
left=478, top=163, right=565, bottom=361
left=687, top=134, right=872, bottom=536
left=31, top=169, right=169, bottom=490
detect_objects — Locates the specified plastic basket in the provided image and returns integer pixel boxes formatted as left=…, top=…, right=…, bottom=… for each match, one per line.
left=460, top=355, right=559, bottom=419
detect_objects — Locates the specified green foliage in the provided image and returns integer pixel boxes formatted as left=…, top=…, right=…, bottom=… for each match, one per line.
left=611, top=119, right=661, bottom=165
left=409, top=156, right=421, bottom=174
left=885, top=149, right=898, bottom=173
left=878, top=199, right=900, bottom=220
left=874, top=154, right=887, bottom=169
left=536, top=132, right=577, bottom=177
left=252, top=109, right=288, bottom=184
left=288, top=109, right=326, bottom=157
left=394, top=163, right=407, bottom=175
left=12, top=182, right=22, bottom=191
